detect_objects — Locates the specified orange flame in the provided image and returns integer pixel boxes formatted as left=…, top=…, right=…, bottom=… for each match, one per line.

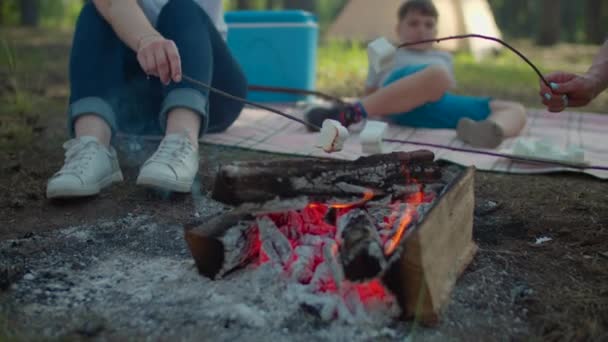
left=307, top=189, right=374, bottom=210
left=329, top=190, right=374, bottom=209
left=384, top=206, right=414, bottom=255
left=384, top=184, right=424, bottom=255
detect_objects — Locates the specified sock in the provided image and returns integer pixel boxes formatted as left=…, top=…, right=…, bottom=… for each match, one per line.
left=341, top=101, right=368, bottom=126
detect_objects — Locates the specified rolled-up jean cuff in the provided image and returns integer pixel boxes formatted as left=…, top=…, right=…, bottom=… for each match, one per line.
left=159, top=88, right=209, bottom=136
left=68, top=97, right=117, bottom=138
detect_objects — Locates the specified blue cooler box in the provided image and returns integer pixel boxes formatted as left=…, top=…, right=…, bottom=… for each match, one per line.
left=225, top=10, right=319, bottom=102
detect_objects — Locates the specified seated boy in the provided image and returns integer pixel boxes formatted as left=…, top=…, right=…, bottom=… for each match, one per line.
left=305, top=0, right=526, bottom=149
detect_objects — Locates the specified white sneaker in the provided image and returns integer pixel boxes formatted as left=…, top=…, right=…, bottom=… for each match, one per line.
left=136, top=132, right=199, bottom=193
left=46, top=136, right=123, bottom=199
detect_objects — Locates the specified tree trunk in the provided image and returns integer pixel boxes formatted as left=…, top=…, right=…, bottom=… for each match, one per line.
left=20, top=0, right=39, bottom=27
left=585, top=0, right=605, bottom=44
left=284, top=0, right=315, bottom=13
left=0, top=0, right=4, bottom=26
left=236, top=0, right=251, bottom=10
left=536, top=0, right=561, bottom=46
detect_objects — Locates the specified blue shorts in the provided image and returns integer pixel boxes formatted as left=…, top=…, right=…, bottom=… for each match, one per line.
left=382, top=65, right=492, bottom=129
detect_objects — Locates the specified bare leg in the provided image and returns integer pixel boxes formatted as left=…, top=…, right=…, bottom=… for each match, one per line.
left=487, top=100, right=527, bottom=137
left=361, top=66, right=452, bottom=116
left=74, top=114, right=112, bottom=147
left=165, top=107, right=201, bottom=148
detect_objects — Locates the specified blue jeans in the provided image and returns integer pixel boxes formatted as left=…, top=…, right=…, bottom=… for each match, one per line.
left=383, top=65, right=492, bottom=129
left=68, top=0, right=247, bottom=137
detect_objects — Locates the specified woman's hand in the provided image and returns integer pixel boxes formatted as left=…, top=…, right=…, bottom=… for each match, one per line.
left=136, top=34, right=182, bottom=85
left=540, top=71, right=600, bottom=112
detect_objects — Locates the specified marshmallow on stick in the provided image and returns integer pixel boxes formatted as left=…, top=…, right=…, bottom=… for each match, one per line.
left=360, top=120, right=388, bottom=155
left=315, top=119, right=349, bottom=153
left=367, top=37, right=396, bottom=73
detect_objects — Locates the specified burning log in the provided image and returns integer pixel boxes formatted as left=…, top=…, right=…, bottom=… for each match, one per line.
left=337, top=209, right=387, bottom=282
left=212, top=151, right=441, bottom=205
left=184, top=211, right=257, bottom=279
left=184, top=198, right=309, bottom=279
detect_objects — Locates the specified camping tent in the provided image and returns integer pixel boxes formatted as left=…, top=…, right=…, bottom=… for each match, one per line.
left=327, top=0, right=503, bottom=59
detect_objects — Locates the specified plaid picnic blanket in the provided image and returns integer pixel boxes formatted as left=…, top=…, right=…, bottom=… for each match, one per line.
left=201, top=106, right=608, bottom=179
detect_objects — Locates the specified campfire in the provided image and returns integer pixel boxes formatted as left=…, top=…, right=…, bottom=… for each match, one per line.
left=185, top=151, right=477, bottom=325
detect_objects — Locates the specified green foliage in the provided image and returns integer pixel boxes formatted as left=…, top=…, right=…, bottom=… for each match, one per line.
left=316, top=39, right=368, bottom=97
left=39, top=0, right=83, bottom=29
left=0, top=0, right=83, bottom=28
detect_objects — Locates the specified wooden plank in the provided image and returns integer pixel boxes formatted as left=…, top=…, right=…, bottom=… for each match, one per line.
left=383, top=167, right=477, bottom=326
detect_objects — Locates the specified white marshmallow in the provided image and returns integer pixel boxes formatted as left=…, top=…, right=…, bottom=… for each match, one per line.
left=360, top=120, right=388, bottom=155
left=564, top=145, right=585, bottom=163
left=512, top=138, right=536, bottom=156
left=367, top=37, right=396, bottom=73
left=513, top=138, right=586, bottom=164
left=315, top=119, right=349, bottom=153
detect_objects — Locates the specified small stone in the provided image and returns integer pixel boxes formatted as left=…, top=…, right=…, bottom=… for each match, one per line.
left=9, top=198, right=25, bottom=209
left=23, top=273, right=35, bottom=281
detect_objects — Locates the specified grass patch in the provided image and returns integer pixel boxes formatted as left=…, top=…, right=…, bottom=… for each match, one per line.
left=317, top=39, right=368, bottom=97
left=0, top=29, right=70, bottom=153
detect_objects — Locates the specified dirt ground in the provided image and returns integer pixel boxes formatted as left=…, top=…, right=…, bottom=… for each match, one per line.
left=2, top=105, right=608, bottom=341
left=1, top=28, right=607, bottom=341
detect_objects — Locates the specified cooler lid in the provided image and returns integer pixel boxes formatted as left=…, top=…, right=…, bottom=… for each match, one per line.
left=225, top=10, right=317, bottom=24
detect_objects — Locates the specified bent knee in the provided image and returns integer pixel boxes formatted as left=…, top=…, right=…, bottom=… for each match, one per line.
left=423, top=66, right=452, bottom=102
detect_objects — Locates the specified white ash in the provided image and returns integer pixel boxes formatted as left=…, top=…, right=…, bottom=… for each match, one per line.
left=0, top=214, right=421, bottom=340
left=217, top=221, right=258, bottom=278
left=237, top=196, right=309, bottom=215
left=534, top=236, right=553, bottom=245
left=322, top=241, right=344, bottom=288
left=307, top=261, right=331, bottom=293
left=299, top=234, right=326, bottom=247
left=290, top=246, right=315, bottom=283
left=258, top=216, right=293, bottom=267
left=366, top=196, right=393, bottom=226
left=191, top=186, right=226, bottom=218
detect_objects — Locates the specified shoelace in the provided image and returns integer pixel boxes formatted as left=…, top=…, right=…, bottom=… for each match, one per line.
left=58, top=140, right=98, bottom=176
left=149, top=136, right=193, bottom=165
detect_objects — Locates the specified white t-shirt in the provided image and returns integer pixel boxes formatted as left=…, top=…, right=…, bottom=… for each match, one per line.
left=138, top=0, right=227, bottom=39
left=366, top=48, right=454, bottom=88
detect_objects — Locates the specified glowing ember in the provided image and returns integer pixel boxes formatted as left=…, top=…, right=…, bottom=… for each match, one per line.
left=245, top=183, right=431, bottom=310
